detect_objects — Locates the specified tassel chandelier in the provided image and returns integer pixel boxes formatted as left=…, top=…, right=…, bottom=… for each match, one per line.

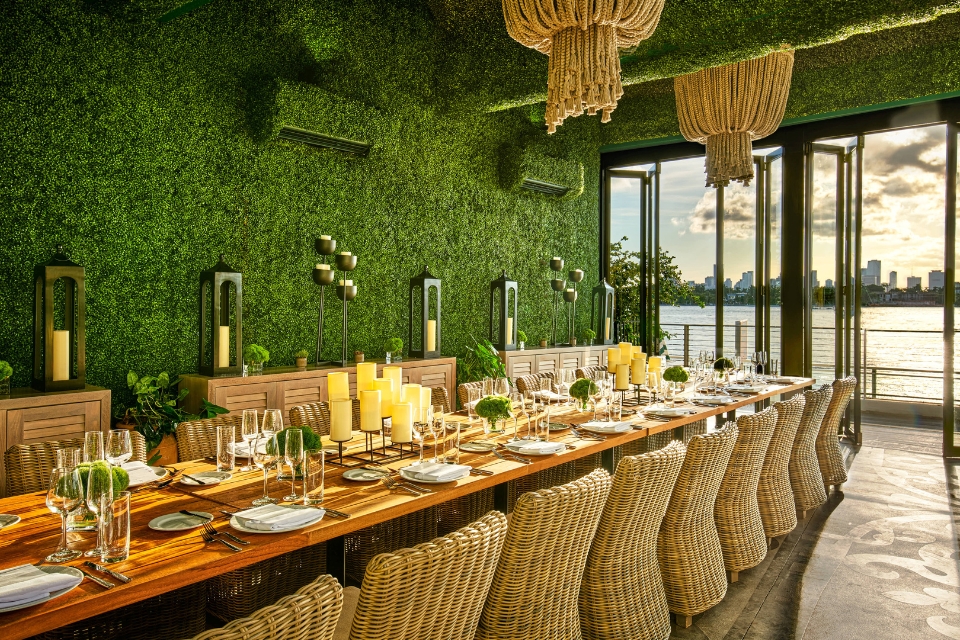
left=503, top=0, right=665, bottom=134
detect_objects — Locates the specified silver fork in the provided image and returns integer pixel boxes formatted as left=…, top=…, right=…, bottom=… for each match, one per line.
left=381, top=476, right=420, bottom=495
left=493, top=449, right=531, bottom=465
left=202, top=522, right=249, bottom=545
left=200, top=529, right=242, bottom=551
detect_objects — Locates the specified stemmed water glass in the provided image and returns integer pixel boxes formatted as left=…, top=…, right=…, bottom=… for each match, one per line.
left=45, top=466, right=83, bottom=562
left=240, top=409, right=259, bottom=471
left=429, top=405, right=444, bottom=462
left=509, top=390, right=523, bottom=441
left=283, top=430, right=304, bottom=502
left=252, top=432, right=279, bottom=506
left=466, top=387, right=480, bottom=423
left=262, top=409, right=282, bottom=437
left=83, top=431, right=103, bottom=463
left=85, top=460, right=113, bottom=557
left=482, top=377, right=494, bottom=398
left=105, top=430, right=132, bottom=467
left=494, top=377, right=509, bottom=397
left=523, top=391, right=537, bottom=439
left=415, top=419, right=431, bottom=464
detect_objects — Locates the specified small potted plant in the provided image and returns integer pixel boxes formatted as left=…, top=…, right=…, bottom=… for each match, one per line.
left=582, top=328, right=596, bottom=346
left=385, top=337, right=403, bottom=363
left=0, top=360, right=11, bottom=395
left=294, top=349, right=309, bottom=369
left=243, top=344, right=270, bottom=376
left=517, top=330, right=527, bottom=350
left=475, top=395, right=512, bottom=435
left=539, top=338, right=548, bottom=348
left=714, top=357, right=734, bottom=384
left=662, top=365, right=689, bottom=402
left=354, top=350, right=365, bottom=363
left=570, top=377, right=598, bottom=411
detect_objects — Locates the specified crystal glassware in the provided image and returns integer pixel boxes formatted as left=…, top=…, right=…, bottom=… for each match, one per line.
left=252, top=433, right=279, bottom=506
left=83, top=431, right=103, bottom=463
left=495, top=377, right=509, bottom=396
left=303, top=449, right=325, bottom=506
left=283, top=429, right=304, bottom=502
left=84, top=460, right=113, bottom=557
left=240, top=409, right=259, bottom=472
left=217, top=424, right=236, bottom=472
left=444, top=420, right=461, bottom=464
left=102, top=491, right=131, bottom=564
left=45, top=467, right=83, bottom=562
left=509, top=390, right=522, bottom=441
left=415, top=420, right=430, bottom=464
left=105, top=430, right=132, bottom=467
left=431, top=405, right=445, bottom=461
left=482, top=377, right=494, bottom=398
left=262, top=408, right=283, bottom=437
left=466, top=387, right=480, bottom=423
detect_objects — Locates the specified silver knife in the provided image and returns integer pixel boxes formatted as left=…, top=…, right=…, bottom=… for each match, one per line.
left=79, top=567, right=115, bottom=589
left=84, top=561, right=131, bottom=584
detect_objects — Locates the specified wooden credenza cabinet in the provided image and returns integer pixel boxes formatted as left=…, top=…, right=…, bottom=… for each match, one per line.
left=179, top=358, right=457, bottom=417
left=0, top=386, right=111, bottom=496
left=498, top=345, right=608, bottom=378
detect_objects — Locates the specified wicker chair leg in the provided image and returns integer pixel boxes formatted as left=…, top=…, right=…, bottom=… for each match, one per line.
left=728, top=570, right=739, bottom=583
left=675, top=614, right=693, bottom=628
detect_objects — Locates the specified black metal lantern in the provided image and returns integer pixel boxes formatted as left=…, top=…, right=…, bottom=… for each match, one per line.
left=591, top=278, right=615, bottom=346
left=409, top=266, right=441, bottom=359
left=200, top=254, right=242, bottom=376
left=490, top=271, right=518, bottom=351
left=32, top=245, right=85, bottom=391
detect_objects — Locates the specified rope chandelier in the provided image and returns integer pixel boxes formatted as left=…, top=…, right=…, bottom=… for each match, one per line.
left=503, top=0, right=665, bottom=134
left=675, top=49, right=795, bottom=188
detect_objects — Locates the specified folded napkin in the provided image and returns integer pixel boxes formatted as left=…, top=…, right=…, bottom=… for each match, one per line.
left=0, top=565, right=82, bottom=608
left=233, top=505, right=323, bottom=531
left=401, top=462, right=471, bottom=482
left=579, top=421, right=632, bottom=433
left=121, top=461, right=159, bottom=485
left=694, top=395, right=735, bottom=405
left=533, top=390, right=564, bottom=401
left=728, top=385, right=767, bottom=393
left=229, top=441, right=266, bottom=456
left=507, top=441, right=565, bottom=455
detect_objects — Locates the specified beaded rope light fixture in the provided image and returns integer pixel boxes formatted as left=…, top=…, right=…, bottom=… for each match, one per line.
left=502, top=0, right=665, bottom=134
left=675, top=48, right=795, bottom=188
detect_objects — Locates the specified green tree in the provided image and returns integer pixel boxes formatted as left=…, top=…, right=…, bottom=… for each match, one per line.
left=609, top=237, right=705, bottom=321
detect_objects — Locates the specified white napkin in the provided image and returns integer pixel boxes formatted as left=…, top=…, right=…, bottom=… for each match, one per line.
left=401, top=462, right=471, bottom=482
left=695, top=395, right=735, bottom=405
left=508, top=441, right=565, bottom=454
left=533, top=390, right=563, bottom=401
left=121, top=461, right=158, bottom=486
left=229, top=441, right=266, bottom=455
left=728, top=385, right=767, bottom=393
left=0, top=565, right=81, bottom=608
left=579, top=421, right=632, bottom=433
left=233, top=505, right=323, bottom=531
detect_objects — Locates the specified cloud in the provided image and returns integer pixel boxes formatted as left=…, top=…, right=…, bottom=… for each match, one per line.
left=687, top=187, right=757, bottom=239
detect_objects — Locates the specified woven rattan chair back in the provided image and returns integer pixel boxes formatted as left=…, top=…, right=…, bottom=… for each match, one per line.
left=579, top=442, right=686, bottom=640
left=477, top=469, right=612, bottom=640
left=657, top=425, right=738, bottom=624
left=817, top=376, right=857, bottom=488
left=191, top=574, right=342, bottom=640
left=575, top=365, right=606, bottom=380
left=789, top=386, right=833, bottom=515
left=348, top=511, right=507, bottom=640
left=430, top=386, right=451, bottom=414
left=4, top=438, right=84, bottom=497
left=457, top=381, right=484, bottom=410
left=289, top=401, right=331, bottom=437
left=175, top=414, right=243, bottom=461
left=757, top=394, right=805, bottom=541
left=714, top=407, right=777, bottom=578
left=130, top=430, right=148, bottom=463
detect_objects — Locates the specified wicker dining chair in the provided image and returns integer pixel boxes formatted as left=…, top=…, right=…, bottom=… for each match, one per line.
left=579, top=442, right=686, bottom=640
left=289, top=401, right=331, bottom=437
left=714, top=407, right=777, bottom=582
left=457, top=381, right=484, bottom=410
left=575, top=365, right=606, bottom=380
left=429, top=386, right=451, bottom=413
left=345, top=506, right=438, bottom=584
left=175, top=414, right=243, bottom=461
left=757, top=394, right=805, bottom=545
left=338, top=511, right=508, bottom=640
left=4, top=437, right=84, bottom=497
left=816, top=376, right=857, bottom=491
left=193, top=574, right=342, bottom=640
left=657, top=424, right=738, bottom=629
left=129, top=430, right=148, bottom=464
left=476, top=469, right=612, bottom=640
left=789, top=386, right=833, bottom=519
left=514, top=374, right=543, bottom=397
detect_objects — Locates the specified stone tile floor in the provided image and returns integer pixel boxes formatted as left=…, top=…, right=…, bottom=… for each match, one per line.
left=670, top=420, right=960, bottom=639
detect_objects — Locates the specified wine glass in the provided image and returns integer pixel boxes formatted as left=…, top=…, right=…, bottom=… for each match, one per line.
left=523, top=391, right=538, bottom=439
left=105, top=430, right=132, bottom=467
left=415, top=420, right=431, bottom=464
left=494, top=377, right=509, bottom=397
left=252, top=433, right=279, bottom=506
left=240, top=409, right=259, bottom=471
left=429, top=405, right=444, bottom=462
left=83, top=431, right=103, bottom=463
left=466, top=387, right=480, bottom=423
left=482, top=377, right=494, bottom=398
left=45, top=467, right=83, bottom=562
left=262, top=409, right=283, bottom=437
left=283, top=429, right=304, bottom=502
left=85, top=460, right=113, bottom=557
left=509, top=390, right=523, bottom=441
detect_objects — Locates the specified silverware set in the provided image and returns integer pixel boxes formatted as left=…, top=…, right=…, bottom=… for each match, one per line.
left=201, top=527, right=242, bottom=552
left=570, top=428, right=604, bottom=441
left=492, top=448, right=531, bottom=465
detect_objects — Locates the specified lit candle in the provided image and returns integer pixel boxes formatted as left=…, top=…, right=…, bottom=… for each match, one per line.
left=505, top=317, right=513, bottom=345
left=618, top=341, right=633, bottom=357
left=52, top=330, right=70, bottom=381
left=217, top=326, right=230, bottom=368
left=373, top=378, right=394, bottom=418
left=648, top=356, right=662, bottom=371
left=631, top=355, right=646, bottom=385
left=339, top=251, right=351, bottom=256
left=315, top=263, right=330, bottom=270
left=359, top=390, right=381, bottom=432
left=356, top=362, right=377, bottom=393
left=320, top=235, right=331, bottom=240
left=338, top=280, right=354, bottom=286
left=327, top=372, right=349, bottom=400
left=401, top=384, right=422, bottom=422
left=420, top=387, right=432, bottom=423
left=616, top=364, right=631, bottom=391
left=427, top=319, right=437, bottom=352
left=552, top=256, right=561, bottom=261
left=330, top=398, right=352, bottom=442
left=631, top=346, right=643, bottom=360
left=392, top=402, right=413, bottom=443
left=607, top=347, right=621, bottom=373
left=382, top=366, right=402, bottom=405
left=605, top=317, right=611, bottom=340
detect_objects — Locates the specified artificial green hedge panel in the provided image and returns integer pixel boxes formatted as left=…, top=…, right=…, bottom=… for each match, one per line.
left=498, top=144, right=585, bottom=199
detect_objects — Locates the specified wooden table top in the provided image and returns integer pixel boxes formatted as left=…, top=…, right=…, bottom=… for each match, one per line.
left=0, top=378, right=814, bottom=639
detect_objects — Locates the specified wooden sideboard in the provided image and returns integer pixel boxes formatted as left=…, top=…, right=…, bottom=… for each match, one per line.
left=179, top=358, right=457, bottom=417
left=0, top=385, right=111, bottom=496
left=498, top=344, right=608, bottom=378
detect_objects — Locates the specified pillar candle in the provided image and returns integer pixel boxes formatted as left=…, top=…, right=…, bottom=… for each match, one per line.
left=217, top=326, right=230, bottom=368
left=373, top=378, right=394, bottom=418
left=607, top=347, right=621, bottom=373
left=320, top=235, right=331, bottom=240
left=52, top=330, right=70, bottom=381
left=618, top=341, right=632, bottom=357
left=330, top=398, right=353, bottom=442
left=505, top=317, right=513, bottom=345
left=427, top=319, right=437, bottom=352
left=356, top=362, right=377, bottom=393
left=339, top=251, right=351, bottom=256
left=338, top=280, right=354, bottom=286
left=382, top=366, right=402, bottom=405
left=605, top=317, right=611, bottom=341
left=401, top=384, right=422, bottom=422
left=648, top=356, right=662, bottom=371
left=315, top=263, right=330, bottom=270
left=615, top=364, right=631, bottom=391
left=420, top=387, right=433, bottom=423
left=630, top=355, right=647, bottom=385
left=391, top=402, right=413, bottom=443
left=359, top=390, right=382, bottom=432
left=327, top=372, right=349, bottom=401
left=631, top=346, right=643, bottom=360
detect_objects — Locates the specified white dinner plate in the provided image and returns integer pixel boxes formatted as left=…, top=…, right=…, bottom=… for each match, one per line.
left=727, top=385, right=767, bottom=393
left=398, top=467, right=468, bottom=484
left=503, top=442, right=564, bottom=456
left=0, top=566, right=84, bottom=614
left=229, top=510, right=324, bottom=534
left=343, top=469, right=389, bottom=482
left=459, top=441, right=497, bottom=453
left=645, top=408, right=698, bottom=418
left=0, top=514, right=21, bottom=530
left=693, top=396, right=736, bottom=405
left=179, top=471, right=231, bottom=486
left=578, top=422, right=632, bottom=434
left=148, top=511, right=213, bottom=532
left=125, top=466, right=168, bottom=488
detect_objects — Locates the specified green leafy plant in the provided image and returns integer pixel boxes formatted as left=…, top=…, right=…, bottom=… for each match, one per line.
left=581, top=328, right=596, bottom=343
left=517, top=330, right=527, bottom=344
left=269, top=426, right=322, bottom=456
left=457, top=337, right=507, bottom=385
left=570, top=378, right=598, bottom=409
left=71, top=461, right=129, bottom=496
left=0, top=361, right=11, bottom=380
left=475, top=395, right=512, bottom=423
left=385, top=337, right=403, bottom=354
left=294, top=349, right=309, bottom=359
left=663, top=366, right=689, bottom=384
left=243, top=344, right=270, bottom=365
left=714, top=358, right=735, bottom=371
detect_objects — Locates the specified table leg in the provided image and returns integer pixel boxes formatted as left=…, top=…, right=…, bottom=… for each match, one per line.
left=326, top=535, right=346, bottom=586
left=494, top=482, right=509, bottom=514
left=601, top=448, right=616, bottom=474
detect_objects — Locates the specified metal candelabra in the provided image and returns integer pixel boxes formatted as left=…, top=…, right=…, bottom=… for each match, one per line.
left=313, top=237, right=337, bottom=364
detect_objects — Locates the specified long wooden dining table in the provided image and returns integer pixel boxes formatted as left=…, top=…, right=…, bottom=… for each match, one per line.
left=0, top=378, right=814, bottom=639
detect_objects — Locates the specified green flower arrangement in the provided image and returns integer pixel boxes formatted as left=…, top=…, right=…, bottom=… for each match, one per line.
left=243, top=344, right=270, bottom=365
left=268, top=426, right=322, bottom=456
left=517, top=330, right=528, bottom=344
left=714, top=357, right=735, bottom=371
left=0, top=361, right=11, bottom=380
left=70, top=461, right=129, bottom=496
left=475, top=395, right=513, bottom=423
left=385, top=337, right=403, bottom=354
left=662, top=366, right=689, bottom=384
left=570, top=378, right=598, bottom=409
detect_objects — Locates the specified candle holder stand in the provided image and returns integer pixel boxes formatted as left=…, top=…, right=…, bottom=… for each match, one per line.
left=563, top=288, right=577, bottom=345
left=327, top=433, right=413, bottom=469
left=331, top=248, right=358, bottom=366
left=549, top=258, right=564, bottom=346
left=313, top=238, right=337, bottom=364
left=568, top=269, right=583, bottom=345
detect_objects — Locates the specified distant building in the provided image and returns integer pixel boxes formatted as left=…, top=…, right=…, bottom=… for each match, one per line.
left=825, top=278, right=833, bottom=289
left=907, top=276, right=922, bottom=290
left=866, top=259, right=881, bottom=279
left=889, top=271, right=897, bottom=290
left=770, top=276, right=781, bottom=288
left=724, top=278, right=732, bottom=290
left=705, top=276, right=716, bottom=290
left=811, top=270, right=819, bottom=289
left=735, top=271, right=754, bottom=291
left=929, top=270, right=945, bottom=289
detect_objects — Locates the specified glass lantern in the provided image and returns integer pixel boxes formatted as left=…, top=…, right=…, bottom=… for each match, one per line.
left=200, top=254, right=242, bottom=376
left=409, top=266, right=441, bottom=359
left=32, top=245, right=85, bottom=391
